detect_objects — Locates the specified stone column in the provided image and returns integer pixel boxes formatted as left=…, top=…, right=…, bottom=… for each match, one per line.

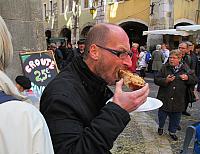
left=147, top=0, right=174, bottom=49
left=0, top=0, right=46, bottom=80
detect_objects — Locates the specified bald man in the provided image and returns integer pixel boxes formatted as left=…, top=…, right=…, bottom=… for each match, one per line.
left=40, top=23, right=149, bottom=154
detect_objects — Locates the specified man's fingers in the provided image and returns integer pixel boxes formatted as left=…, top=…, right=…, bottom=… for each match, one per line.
left=115, top=78, right=123, bottom=94
left=131, top=83, right=149, bottom=105
left=134, top=83, right=149, bottom=97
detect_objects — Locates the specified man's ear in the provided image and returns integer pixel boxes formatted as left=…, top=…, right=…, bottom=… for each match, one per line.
left=89, top=44, right=99, bottom=60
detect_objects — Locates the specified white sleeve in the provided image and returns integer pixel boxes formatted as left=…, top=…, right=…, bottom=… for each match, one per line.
left=0, top=101, right=54, bottom=154
left=32, top=109, right=54, bottom=154
left=166, top=50, right=170, bottom=58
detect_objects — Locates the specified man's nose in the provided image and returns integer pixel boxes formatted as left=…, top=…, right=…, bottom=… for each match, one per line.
left=123, top=56, right=132, bottom=68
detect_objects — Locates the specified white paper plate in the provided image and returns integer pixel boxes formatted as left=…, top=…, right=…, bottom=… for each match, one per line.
left=106, top=97, right=163, bottom=112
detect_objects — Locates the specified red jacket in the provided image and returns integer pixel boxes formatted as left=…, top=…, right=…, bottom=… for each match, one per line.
left=129, top=47, right=139, bottom=73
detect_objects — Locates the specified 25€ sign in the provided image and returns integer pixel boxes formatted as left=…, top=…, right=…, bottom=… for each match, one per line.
left=19, top=50, right=59, bottom=96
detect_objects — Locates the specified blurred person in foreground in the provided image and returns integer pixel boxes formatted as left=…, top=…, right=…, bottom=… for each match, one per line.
left=40, top=23, right=149, bottom=154
left=154, top=50, right=197, bottom=141
left=0, top=16, right=54, bottom=154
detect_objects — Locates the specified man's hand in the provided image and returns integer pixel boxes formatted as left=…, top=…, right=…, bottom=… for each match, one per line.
left=179, top=74, right=188, bottom=81
left=112, top=79, right=149, bottom=113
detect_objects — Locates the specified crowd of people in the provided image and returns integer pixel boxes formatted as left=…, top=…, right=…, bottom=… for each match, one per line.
left=0, top=17, right=150, bottom=154
left=1, top=13, right=200, bottom=153
left=129, top=41, right=200, bottom=141
left=44, top=30, right=200, bottom=145
left=47, top=39, right=85, bottom=70
left=40, top=23, right=149, bottom=154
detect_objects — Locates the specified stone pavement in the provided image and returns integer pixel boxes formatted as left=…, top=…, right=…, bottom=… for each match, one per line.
left=111, top=73, right=200, bottom=154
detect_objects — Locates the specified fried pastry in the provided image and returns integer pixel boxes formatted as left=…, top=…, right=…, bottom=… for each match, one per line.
left=118, top=69, right=145, bottom=90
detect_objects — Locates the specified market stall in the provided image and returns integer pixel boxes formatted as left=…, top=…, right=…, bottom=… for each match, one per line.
left=143, top=29, right=190, bottom=36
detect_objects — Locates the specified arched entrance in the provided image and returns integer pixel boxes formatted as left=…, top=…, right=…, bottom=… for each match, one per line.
left=174, top=22, right=192, bottom=28
left=80, top=26, right=93, bottom=38
left=59, top=28, right=71, bottom=43
left=119, top=21, right=148, bottom=47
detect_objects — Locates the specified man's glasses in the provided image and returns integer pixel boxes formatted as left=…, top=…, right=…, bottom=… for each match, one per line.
left=179, top=47, right=187, bottom=50
left=96, top=44, right=133, bottom=59
left=169, top=56, right=179, bottom=59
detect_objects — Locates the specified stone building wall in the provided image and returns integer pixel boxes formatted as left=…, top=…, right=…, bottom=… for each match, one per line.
left=0, top=0, right=46, bottom=80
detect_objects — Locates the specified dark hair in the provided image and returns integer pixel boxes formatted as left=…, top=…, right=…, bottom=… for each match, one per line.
left=77, top=39, right=85, bottom=45
left=83, top=24, right=111, bottom=59
left=15, top=75, right=31, bottom=89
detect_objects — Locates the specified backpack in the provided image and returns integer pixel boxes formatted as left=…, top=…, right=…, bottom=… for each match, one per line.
left=194, top=124, right=200, bottom=153
left=145, top=51, right=151, bottom=63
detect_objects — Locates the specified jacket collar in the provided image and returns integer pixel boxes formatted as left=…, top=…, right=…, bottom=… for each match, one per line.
left=166, top=63, right=192, bottom=75
left=72, top=56, right=110, bottom=91
left=72, top=56, right=113, bottom=108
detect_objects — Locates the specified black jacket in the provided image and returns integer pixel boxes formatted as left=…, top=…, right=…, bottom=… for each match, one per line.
left=40, top=56, right=130, bottom=154
left=154, top=63, right=197, bottom=112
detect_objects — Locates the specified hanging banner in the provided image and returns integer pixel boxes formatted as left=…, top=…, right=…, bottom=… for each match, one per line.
left=19, top=50, right=59, bottom=96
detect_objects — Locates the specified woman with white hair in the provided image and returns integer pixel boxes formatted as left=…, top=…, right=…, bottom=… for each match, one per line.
left=0, top=16, right=54, bottom=154
left=151, top=44, right=165, bottom=76
left=138, top=46, right=147, bottom=78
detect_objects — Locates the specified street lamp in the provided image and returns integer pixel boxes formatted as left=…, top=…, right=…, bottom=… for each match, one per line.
left=90, top=5, right=96, bottom=16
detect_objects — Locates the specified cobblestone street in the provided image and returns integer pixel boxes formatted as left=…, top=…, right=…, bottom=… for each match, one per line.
left=111, top=73, right=200, bottom=154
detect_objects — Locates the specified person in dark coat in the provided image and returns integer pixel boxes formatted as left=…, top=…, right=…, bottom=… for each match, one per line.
left=40, top=23, right=149, bottom=154
left=179, top=41, right=195, bottom=116
left=73, top=38, right=85, bottom=57
left=154, top=49, right=197, bottom=141
left=195, top=44, right=200, bottom=92
left=63, top=42, right=74, bottom=67
left=49, top=43, right=64, bottom=70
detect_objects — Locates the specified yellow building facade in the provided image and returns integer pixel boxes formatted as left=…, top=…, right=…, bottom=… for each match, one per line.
left=41, top=0, right=200, bottom=48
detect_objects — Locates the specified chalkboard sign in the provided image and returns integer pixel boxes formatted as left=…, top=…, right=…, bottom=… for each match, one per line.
left=19, top=50, right=59, bottom=96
